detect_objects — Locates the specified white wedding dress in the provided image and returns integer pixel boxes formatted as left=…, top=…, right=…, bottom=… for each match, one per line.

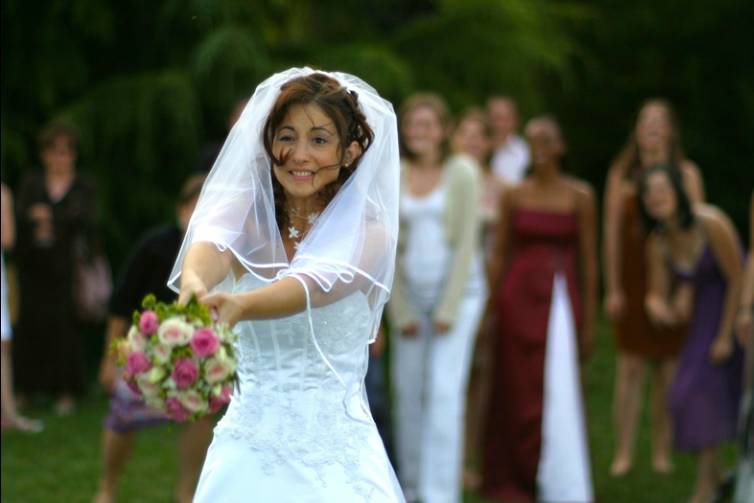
left=194, top=274, right=405, bottom=502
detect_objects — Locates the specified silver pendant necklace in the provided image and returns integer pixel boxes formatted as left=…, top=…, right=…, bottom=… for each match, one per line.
left=288, top=208, right=320, bottom=249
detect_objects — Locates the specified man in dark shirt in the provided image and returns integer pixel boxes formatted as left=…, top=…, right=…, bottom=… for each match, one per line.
left=94, top=174, right=209, bottom=503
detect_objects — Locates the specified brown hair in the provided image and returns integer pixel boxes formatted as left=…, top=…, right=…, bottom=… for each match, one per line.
left=38, top=121, right=78, bottom=152
left=613, top=98, right=685, bottom=181
left=177, top=174, right=207, bottom=206
left=262, top=73, right=374, bottom=230
left=398, top=93, right=451, bottom=163
left=456, top=106, right=492, bottom=138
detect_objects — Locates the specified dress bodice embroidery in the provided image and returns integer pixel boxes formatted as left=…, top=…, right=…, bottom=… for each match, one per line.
left=213, top=273, right=378, bottom=492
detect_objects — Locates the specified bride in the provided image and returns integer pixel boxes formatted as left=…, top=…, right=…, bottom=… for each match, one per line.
left=169, top=68, right=404, bottom=502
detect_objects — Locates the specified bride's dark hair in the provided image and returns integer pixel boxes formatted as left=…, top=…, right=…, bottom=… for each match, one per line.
left=262, top=73, right=374, bottom=230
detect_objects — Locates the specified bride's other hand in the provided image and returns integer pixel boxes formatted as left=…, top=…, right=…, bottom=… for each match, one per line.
left=200, top=292, right=244, bottom=328
left=400, top=323, right=419, bottom=337
left=433, top=320, right=451, bottom=334
left=178, top=270, right=208, bottom=305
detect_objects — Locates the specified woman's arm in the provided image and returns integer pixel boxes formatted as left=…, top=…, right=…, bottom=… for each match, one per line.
left=736, top=192, right=754, bottom=345
left=486, top=185, right=513, bottom=294
left=680, top=160, right=705, bottom=204
left=702, top=207, right=743, bottom=363
left=178, top=242, right=236, bottom=304
left=644, top=232, right=677, bottom=326
left=1, top=184, right=15, bottom=250
left=603, top=165, right=625, bottom=320
left=576, top=181, right=598, bottom=361
left=433, top=157, right=482, bottom=328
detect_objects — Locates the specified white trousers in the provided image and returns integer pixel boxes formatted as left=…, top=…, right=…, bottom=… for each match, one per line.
left=392, top=294, right=485, bottom=503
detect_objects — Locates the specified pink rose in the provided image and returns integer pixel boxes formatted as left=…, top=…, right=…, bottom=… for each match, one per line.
left=209, top=385, right=232, bottom=413
left=165, top=396, right=189, bottom=422
left=190, top=328, right=220, bottom=358
left=172, top=358, right=199, bottom=390
left=139, top=311, right=160, bottom=335
left=126, top=351, right=152, bottom=375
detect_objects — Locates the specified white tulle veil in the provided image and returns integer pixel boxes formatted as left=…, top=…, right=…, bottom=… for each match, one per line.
left=168, top=67, right=400, bottom=344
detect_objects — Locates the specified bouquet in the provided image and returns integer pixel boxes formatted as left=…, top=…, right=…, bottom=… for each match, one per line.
left=116, top=294, right=238, bottom=422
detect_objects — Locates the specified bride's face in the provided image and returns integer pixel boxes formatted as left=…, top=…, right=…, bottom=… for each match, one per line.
left=271, top=103, right=345, bottom=203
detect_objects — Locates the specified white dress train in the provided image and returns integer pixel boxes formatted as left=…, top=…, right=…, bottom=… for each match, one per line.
left=536, top=273, right=593, bottom=502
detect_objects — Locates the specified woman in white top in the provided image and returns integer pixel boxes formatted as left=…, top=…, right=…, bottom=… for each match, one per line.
left=172, top=68, right=404, bottom=502
left=388, top=94, right=486, bottom=503
left=1, top=183, right=41, bottom=432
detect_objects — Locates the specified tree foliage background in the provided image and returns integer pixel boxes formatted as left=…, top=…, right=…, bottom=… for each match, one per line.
left=2, top=0, right=753, bottom=271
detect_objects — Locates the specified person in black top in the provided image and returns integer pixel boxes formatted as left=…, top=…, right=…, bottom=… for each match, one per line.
left=94, top=174, right=211, bottom=503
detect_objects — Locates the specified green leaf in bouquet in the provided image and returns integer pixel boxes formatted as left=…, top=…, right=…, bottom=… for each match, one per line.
left=132, top=310, right=141, bottom=326
left=156, top=303, right=170, bottom=321
left=173, top=346, right=193, bottom=359
left=184, top=295, right=211, bottom=326
left=141, top=293, right=157, bottom=310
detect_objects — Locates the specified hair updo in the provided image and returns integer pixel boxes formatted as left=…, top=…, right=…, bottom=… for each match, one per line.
left=262, top=73, right=374, bottom=230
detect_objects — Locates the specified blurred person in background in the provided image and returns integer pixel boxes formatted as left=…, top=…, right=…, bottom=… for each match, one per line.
left=451, top=106, right=502, bottom=489
left=481, top=116, right=596, bottom=502
left=641, top=165, right=743, bottom=503
left=94, top=174, right=211, bottom=503
left=1, top=183, right=42, bottom=432
left=389, top=93, right=486, bottom=503
left=452, top=106, right=506, bottom=248
left=733, top=190, right=754, bottom=503
left=604, top=99, right=705, bottom=476
left=13, top=122, right=98, bottom=415
left=487, top=96, right=530, bottom=185
left=195, top=97, right=249, bottom=173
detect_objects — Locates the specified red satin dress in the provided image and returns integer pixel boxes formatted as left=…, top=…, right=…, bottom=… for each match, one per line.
left=481, top=207, right=584, bottom=502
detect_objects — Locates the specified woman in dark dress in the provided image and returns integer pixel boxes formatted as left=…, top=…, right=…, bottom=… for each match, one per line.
left=14, top=122, right=97, bottom=415
left=641, top=165, right=743, bottom=503
left=482, top=117, right=597, bottom=502
left=603, top=99, right=705, bottom=476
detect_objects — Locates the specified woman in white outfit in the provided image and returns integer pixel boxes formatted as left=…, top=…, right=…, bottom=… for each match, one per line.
left=171, top=68, right=405, bottom=502
left=388, top=94, right=486, bottom=503
left=1, top=182, right=42, bottom=432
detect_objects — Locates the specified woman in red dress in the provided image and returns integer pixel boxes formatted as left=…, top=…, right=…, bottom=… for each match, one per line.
left=481, top=116, right=597, bottom=502
left=603, top=99, right=704, bottom=475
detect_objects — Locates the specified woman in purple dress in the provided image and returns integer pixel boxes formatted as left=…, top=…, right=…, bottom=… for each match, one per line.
left=641, top=164, right=744, bottom=503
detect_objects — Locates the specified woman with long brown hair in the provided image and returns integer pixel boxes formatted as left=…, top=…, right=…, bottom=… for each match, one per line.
left=389, top=94, right=486, bottom=503
left=173, top=68, right=404, bottom=501
left=604, top=99, right=705, bottom=476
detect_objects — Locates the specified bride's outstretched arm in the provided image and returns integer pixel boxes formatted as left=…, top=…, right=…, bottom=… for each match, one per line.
left=201, top=277, right=308, bottom=326
left=200, top=222, right=392, bottom=326
left=178, top=242, right=235, bottom=304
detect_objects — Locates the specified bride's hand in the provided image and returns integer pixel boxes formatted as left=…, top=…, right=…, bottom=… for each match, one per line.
left=200, top=292, right=244, bottom=328
left=178, top=271, right=208, bottom=305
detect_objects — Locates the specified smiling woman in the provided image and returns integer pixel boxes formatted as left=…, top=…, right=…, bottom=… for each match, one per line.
left=166, top=68, right=404, bottom=502
left=260, top=75, right=373, bottom=256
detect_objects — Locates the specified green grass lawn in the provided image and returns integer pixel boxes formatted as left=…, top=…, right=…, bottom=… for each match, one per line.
left=1, top=318, right=737, bottom=502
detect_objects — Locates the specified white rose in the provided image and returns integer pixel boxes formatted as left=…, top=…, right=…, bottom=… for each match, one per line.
left=127, top=325, right=146, bottom=352
left=146, top=366, right=167, bottom=384
left=136, top=373, right=161, bottom=398
left=152, top=343, right=172, bottom=365
left=157, top=318, right=194, bottom=347
left=144, top=395, right=165, bottom=410
left=178, top=390, right=208, bottom=414
left=204, top=357, right=234, bottom=384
